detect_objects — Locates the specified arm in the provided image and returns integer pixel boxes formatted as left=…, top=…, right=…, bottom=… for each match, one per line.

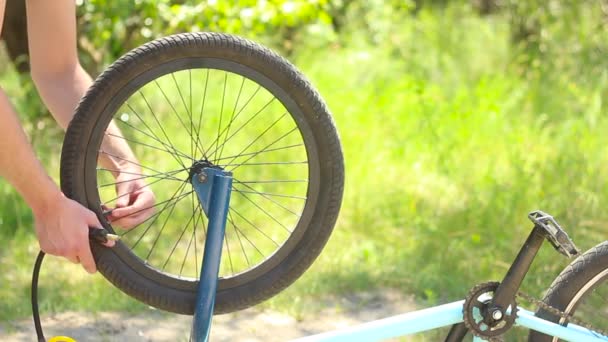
left=0, top=90, right=110, bottom=273
left=26, top=0, right=155, bottom=229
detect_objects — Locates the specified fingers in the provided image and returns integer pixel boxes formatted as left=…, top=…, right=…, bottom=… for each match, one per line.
left=86, top=209, right=103, bottom=228
left=77, top=242, right=97, bottom=274
left=110, top=190, right=156, bottom=229
left=111, top=207, right=155, bottom=229
left=76, top=221, right=96, bottom=273
left=33, top=197, right=120, bottom=274
left=110, top=204, right=140, bottom=221
left=111, top=178, right=156, bottom=229
left=115, top=191, right=131, bottom=208
left=39, top=226, right=94, bottom=271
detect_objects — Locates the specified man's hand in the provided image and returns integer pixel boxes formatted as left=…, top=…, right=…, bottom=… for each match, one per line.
left=108, top=169, right=156, bottom=229
left=33, top=192, right=114, bottom=273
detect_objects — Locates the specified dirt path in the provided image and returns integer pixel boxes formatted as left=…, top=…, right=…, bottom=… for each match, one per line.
left=0, top=290, right=418, bottom=341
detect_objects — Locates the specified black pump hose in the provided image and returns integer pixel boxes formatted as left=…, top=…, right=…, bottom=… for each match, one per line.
left=32, top=251, right=46, bottom=342
left=30, top=228, right=118, bottom=342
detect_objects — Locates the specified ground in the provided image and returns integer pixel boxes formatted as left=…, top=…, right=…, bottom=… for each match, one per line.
left=0, top=290, right=422, bottom=341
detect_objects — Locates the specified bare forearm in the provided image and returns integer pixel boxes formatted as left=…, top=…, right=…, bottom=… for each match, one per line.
left=98, top=120, right=140, bottom=177
left=34, top=65, right=139, bottom=177
left=0, top=90, right=60, bottom=213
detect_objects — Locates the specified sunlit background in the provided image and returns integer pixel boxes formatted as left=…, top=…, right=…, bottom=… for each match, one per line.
left=1, top=1, right=607, bottom=340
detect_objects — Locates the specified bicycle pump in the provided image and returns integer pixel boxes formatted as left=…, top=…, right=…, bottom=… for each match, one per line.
left=31, top=165, right=232, bottom=342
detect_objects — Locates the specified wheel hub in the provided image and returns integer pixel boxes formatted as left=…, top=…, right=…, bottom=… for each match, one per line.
left=188, top=159, right=215, bottom=182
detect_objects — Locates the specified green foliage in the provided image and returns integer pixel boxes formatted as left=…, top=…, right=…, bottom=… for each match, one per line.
left=76, top=0, right=335, bottom=72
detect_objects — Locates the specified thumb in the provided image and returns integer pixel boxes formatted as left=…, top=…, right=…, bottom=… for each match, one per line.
left=87, top=211, right=103, bottom=229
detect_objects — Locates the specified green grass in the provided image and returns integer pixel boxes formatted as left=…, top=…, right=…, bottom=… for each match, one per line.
left=1, top=4, right=608, bottom=339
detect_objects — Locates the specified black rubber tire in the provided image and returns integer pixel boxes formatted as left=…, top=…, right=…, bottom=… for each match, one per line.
left=60, top=32, right=344, bottom=315
left=528, top=241, right=608, bottom=341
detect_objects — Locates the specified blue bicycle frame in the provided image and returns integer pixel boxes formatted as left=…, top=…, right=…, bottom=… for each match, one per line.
left=292, top=302, right=607, bottom=342
left=190, top=168, right=606, bottom=342
left=190, top=167, right=233, bottom=342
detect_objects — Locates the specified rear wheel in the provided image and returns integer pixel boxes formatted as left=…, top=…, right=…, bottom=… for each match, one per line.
left=528, top=241, right=608, bottom=341
left=60, top=32, right=344, bottom=315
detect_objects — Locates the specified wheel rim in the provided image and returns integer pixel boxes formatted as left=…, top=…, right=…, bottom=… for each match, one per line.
left=87, top=58, right=320, bottom=289
left=551, top=269, right=608, bottom=342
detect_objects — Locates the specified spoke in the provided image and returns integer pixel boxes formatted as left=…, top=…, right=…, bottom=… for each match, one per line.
left=101, top=172, right=183, bottom=206
left=220, top=161, right=308, bottom=168
left=228, top=210, right=250, bottom=268
left=236, top=179, right=308, bottom=184
left=154, top=79, right=206, bottom=157
left=97, top=167, right=185, bottom=179
left=104, top=132, right=194, bottom=163
left=98, top=168, right=186, bottom=188
left=129, top=182, right=190, bottom=249
left=125, top=101, right=189, bottom=169
left=232, top=188, right=307, bottom=200
left=230, top=207, right=280, bottom=247
left=119, top=193, right=186, bottom=238
left=115, top=113, right=190, bottom=167
left=195, top=69, right=210, bottom=161
left=224, top=220, right=235, bottom=275
left=194, top=209, right=208, bottom=279
left=180, top=223, right=195, bottom=278
left=137, top=90, right=194, bottom=168
left=227, top=213, right=265, bottom=258
left=233, top=187, right=292, bottom=234
left=211, top=72, right=228, bottom=162
left=179, top=202, right=203, bottom=278
left=216, top=76, right=245, bottom=163
left=188, top=71, right=194, bottom=163
left=162, top=202, right=200, bottom=271
left=122, top=188, right=191, bottom=230
left=228, top=125, right=298, bottom=173
left=222, top=112, right=289, bottom=170
left=200, top=209, right=208, bottom=237
left=171, top=72, right=205, bottom=158
left=189, top=69, right=192, bottom=116
left=214, top=143, right=304, bottom=163
left=98, top=150, right=183, bottom=181
left=116, top=111, right=189, bottom=169
left=232, top=180, right=301, bottom=217
left=145, top=187, right=184, bottom=262
left=204, top=95, right=275, bottom=159
left=204, top=84, right=263, bottom=159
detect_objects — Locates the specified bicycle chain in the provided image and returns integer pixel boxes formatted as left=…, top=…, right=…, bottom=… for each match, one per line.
left=516, top=290, right=608, bottom=338
left=462, top=282, right=607, bottom=341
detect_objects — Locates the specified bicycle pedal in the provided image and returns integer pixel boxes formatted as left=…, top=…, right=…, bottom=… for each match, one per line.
left=528, top=210, right=579, bottom=258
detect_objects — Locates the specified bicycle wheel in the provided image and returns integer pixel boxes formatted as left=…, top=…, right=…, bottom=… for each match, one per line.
left=60, top=32, right=344, bottom=315
left=528, top=241, right=608, bottom=341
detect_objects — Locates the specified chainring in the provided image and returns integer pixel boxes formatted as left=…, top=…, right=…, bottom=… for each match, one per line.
left=463, top=282, right=517, bottom=341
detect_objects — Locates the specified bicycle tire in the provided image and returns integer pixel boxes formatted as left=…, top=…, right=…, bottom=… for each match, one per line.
left=528, top=241, right=608, bottom=341
left=60, top=32, right=344, bottom=315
